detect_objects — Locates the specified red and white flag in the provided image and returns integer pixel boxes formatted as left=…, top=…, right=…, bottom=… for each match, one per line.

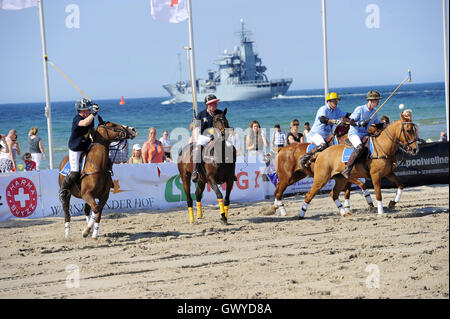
left=150, top=0, right=188, bottom=23
left=0, top=0, right=37, bottom=10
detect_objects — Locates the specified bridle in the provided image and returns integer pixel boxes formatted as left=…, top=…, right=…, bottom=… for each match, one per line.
left=98, top=121, right=133, bottom=142
left=381, top=121, right=420, bottom=156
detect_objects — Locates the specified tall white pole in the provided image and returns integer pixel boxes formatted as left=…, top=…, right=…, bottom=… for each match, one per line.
left=38, top=0, right=54, bottom=168
left=443, top=0, right=449, bottom=141
left=187, top=0, right=198, bottom=117
left=321, top=0, right=329, bottom=104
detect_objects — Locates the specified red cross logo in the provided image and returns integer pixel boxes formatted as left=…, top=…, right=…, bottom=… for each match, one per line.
left=170, top=0, right=179, bottom=7
left=5, top=177, right=38, bottom=218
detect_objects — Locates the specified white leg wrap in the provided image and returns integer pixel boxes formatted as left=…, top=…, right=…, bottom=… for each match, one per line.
left=88, top=213, right=97, bottom=228
left=92, top=223, right=100, bottom=238
left=344, top=199, right=351, bottom=213
left=394, top=188, right=403, bottom=203
left=275, top=199, right=286, bottom=216
left=64, top=222, right=70, bottom=238
left=363, top=189, right=373, bottom=204
left=335, top=199, right=346, bottom=216
left=299, top=202, right=308, bottom=218
left=86, top=216, right=90, bottom=224
left=377, top=201, right=384, bottom=215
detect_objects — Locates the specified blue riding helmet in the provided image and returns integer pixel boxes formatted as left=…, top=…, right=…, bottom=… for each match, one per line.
left=75, top=98, right=93, bottom=112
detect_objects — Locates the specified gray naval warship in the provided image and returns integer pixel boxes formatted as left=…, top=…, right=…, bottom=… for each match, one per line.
left=163, top=19, right=293, bottom=103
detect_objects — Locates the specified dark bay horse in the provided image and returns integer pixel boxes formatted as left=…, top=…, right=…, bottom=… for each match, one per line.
left=271, top=124, right=373, bottom=216
left=177, top=109, right=236, bottom=224
left=299, top=112, right=419, bottom=218
left=58, top=115, right=137, bottom=239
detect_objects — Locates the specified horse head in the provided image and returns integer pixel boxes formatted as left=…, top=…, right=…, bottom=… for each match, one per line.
left=95, top=115, right=138, bottom=144
left=397, top=110, right=420, bottom=155
left=213, top=108, right=230, bottom=136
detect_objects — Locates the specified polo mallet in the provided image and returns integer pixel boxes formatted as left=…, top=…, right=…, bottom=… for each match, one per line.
left=369, top=69, right=412, bottom=121
left=46, top=56, right=92, bottom=102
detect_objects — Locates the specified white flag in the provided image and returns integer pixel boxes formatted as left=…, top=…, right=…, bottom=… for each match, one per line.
left=150, top=0, right=188, bottom=23
left=0, top=0, right=38, bottom=10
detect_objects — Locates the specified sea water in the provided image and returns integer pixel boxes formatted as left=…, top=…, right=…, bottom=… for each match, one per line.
left=0, top=82, right=446, bottom=170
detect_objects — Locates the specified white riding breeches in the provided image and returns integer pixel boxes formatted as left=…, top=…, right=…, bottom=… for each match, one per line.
left=309, top=134, right=326, bottom=146
left=196, top=134, right=211, bottom=146
left=69, top=150, right=83, bottom=172
left=348, top=134, right=363, bottom=148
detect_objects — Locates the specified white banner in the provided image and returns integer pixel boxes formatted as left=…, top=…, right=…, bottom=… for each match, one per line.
left=0, top=162, right=267, bottom=221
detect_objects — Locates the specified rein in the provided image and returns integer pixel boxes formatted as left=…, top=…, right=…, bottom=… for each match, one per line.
left=370, top=121, right=419, bottom=160
left=81, top=122, right=131, bottom=179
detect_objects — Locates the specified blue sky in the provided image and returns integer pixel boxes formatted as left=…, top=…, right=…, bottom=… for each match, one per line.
left=0, top=0, right=448, bottom=103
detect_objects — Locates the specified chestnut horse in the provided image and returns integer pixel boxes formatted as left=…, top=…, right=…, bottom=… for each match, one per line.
left=272, top=124, right=373, bottom=216
left=177, top=109, right=236, bottom=224
left=299, top=112, right=419, bottom=218
left=58, top=115, right=137, bottom=239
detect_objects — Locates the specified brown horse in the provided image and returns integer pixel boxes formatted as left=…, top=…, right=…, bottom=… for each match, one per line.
left=58, top=115, right=137, bottom=239
left=177, top=109, right=236, bottom=224
left=299, top=112, right=419, bottom=218
left=271, top=125, right=373, bottom=216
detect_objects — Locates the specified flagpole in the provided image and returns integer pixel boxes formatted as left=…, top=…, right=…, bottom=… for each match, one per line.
left=186, top=0, right=198, bottom=118
left=37, top=0, right=54, bottom=169
left=443, top=0, right=449, bottom=141
left=321, top=0, right=329, bottom=104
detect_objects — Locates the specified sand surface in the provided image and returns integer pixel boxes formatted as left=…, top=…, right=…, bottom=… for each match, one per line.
left=0, top=184, right=448, bottom=299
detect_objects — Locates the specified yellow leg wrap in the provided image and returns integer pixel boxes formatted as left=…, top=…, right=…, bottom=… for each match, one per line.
left=218, top=199, right=224, bottom=215
left=196, top=201, right=203, bottom=219
left=188, top=207, right=194, bottom=224
left=224, top=206, right=229, bottom=219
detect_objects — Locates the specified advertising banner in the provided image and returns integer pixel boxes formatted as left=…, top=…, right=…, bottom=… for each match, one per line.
left=1, top=162, right=267, bottom=221
left=365, top=141, right=449, bottom=188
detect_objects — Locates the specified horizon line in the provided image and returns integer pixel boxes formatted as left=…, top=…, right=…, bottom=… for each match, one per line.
left=0, top=80, right=444, bottom=105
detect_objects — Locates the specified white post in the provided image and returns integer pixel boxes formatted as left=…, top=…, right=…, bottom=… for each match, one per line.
left=443, top=0, right=449, bottom=141
left=38, top=0, right=54, bottom=168
left=321, top=0, right=329, bottom=104
left=186, top=0, right=198, bottom=117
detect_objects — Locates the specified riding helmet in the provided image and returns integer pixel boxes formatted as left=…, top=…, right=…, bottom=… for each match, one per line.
left=75, top=98, right=93, bottom=112
left=205, top=94, right=220, bottom=105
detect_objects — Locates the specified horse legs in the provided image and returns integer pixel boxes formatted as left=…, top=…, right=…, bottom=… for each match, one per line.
left=371, top=173, right=384, bottom=215
left=81, top=192, right=105, bottom=239
left=62, top=194, right=71, bottom=239
left=331, top=176, right=351, bottom=216
left=384, top=172, right=404, bottom=209
left=223, top=179, right=234, bottom=220
left=181, top=172, right=195, bottom=224
left=299, top=170, right=331, bottom=219
left=274, top=171, right=306, bottom=216
left=207, top=177, right=227, bottom=224
left=195, top=181, right=206, bottom=219
left=345, top=178, right=374, bottom=213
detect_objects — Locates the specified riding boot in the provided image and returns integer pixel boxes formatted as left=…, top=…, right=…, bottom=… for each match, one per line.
left=191, top=144, right=202, bottom=183
left=341, top=144, right=365, bottom=179
left=59, top=171, right=80, bottom=203
left=299, top=143, right=327, bottom=169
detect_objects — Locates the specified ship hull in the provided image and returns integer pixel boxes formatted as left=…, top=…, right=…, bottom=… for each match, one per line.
left=163, top=79, right=292, bottom=103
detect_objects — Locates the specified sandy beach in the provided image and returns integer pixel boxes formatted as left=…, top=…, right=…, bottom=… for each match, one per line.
left=0, top=184, right=448, bottom=299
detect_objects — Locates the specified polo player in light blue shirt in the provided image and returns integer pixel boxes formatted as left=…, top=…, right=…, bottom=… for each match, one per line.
left=341, top=90, right=383, bottom=179
left=299, top=92, right=350, bottom=169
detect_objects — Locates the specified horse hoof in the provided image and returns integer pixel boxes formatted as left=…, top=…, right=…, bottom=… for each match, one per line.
left=388, top=201, right=396, bottom=209
left=343, top=212, right=352, bottom=217
left=368, top=202, right=374, bottom=207
left=220, top=214, right=228, bottom=224
left=82, top=229, right=90, bottom=238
